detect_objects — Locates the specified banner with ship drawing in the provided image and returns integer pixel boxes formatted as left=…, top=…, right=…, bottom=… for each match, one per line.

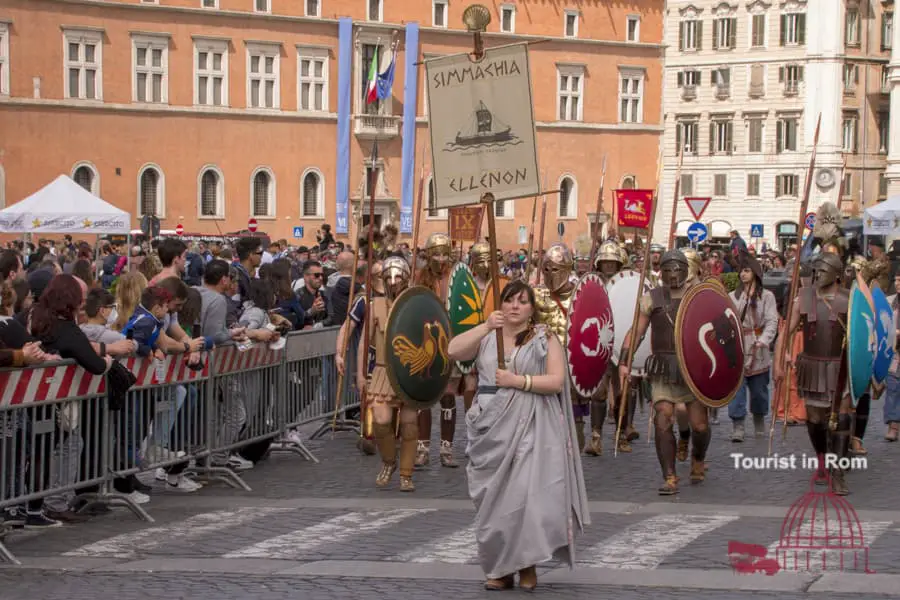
left=424, top=44, right=540, bottom=209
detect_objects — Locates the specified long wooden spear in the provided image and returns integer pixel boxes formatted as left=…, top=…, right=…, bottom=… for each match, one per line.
left=589, top=155, right=609, bottom=267
left=410, top=137, right=429, bottom=283
left=524, top=195, right=538, bottom=282
left=534, top=172, right=549, bottom=285
left=357, top=138, right=380, bottom=441
left=770, top=113, right=822, bottom=454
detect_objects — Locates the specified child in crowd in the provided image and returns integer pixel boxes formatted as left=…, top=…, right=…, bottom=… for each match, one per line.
left=122, top=286, right=172, bottom=358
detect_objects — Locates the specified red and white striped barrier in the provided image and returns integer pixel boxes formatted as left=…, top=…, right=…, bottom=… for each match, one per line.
left=0, top=363, right=105, bottom=408
left=212, top=344, right=282, bottom=376
left=121, top=354, right=211, bottom=388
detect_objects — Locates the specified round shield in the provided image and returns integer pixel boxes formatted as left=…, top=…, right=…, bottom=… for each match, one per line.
left=608, top=270, right=653, bottom=375
left=871, top=285, right=896, bottom=385
left=446, top=262, right=485, bottom=374
left=566, top=273, right=614, bottom=397
left=384, top=285, right=453, bottom=410
left=847, top=282, right=876, bottom=406
left=482, top=275, right=512, bottom=316
left=675, top=281, right=745, bottom=408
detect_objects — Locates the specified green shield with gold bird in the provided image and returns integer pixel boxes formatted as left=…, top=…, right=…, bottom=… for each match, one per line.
left=446, top=262, right=485, bottom=373
left=385, top=286, right=453, bottom=410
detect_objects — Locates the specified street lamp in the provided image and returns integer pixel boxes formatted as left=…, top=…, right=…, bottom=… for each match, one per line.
left=462, top=4, right=491, bottom=59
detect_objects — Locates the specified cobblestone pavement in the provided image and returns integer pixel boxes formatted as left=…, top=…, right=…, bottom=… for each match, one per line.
left=2, top=403, right=900, bottom=598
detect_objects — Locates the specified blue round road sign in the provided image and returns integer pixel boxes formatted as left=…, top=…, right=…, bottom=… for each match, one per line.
left=687, top=222, right=708, bottom=243
left=804, top=212, right=816, bottom=230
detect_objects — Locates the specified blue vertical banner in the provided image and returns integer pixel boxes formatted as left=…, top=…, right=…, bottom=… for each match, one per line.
left=399, top=23, right=419, bottom=234
left=334, top=17, right=353, bottom=234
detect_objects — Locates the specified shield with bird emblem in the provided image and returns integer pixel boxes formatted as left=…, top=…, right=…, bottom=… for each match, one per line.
left=385, top=285, right=453, bottom=410
left=870, top=284, right=895, bottom=385
left=566, top=273, right=614, bottom=397
left=847, top=281, right=876, bottom=407
left=446, top=263, right=485, bottom=374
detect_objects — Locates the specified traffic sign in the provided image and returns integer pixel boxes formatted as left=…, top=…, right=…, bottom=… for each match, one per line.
left=293, top=226, right=304, bottom=238
left=248, top=218, right=258, bottom=233
left=687, top=222, right=708, bottom=243
left=804, top=212, right=816, bottom=230
left=685, top=197, right=711, bottom=221
left=557, top=222, right=565, bottom=237
left=750, top=224, right=764, bottom=238
left=175, top=223, right=184, bottom=236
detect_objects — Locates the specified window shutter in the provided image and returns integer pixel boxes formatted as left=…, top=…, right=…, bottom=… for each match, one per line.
left=675, top=122, right=682, bottom=154
left=709, top=122, right=716, bottom=154
left=697, top=21, right=703, bottom=49
left=776, top=120, right=783, bottom=152
left=713, top=19, right=719, bottom=48
left=677, top=71, right=684, bottom=87
left=712, top=70, right=718, bottom=85
left=798, top=66, right=804, bottom=81
left=780, top=15, right=786, bottom=46
left=776, top=176, right=782, bottom=197
left=854, top=65, right=859, bottom=84
left=679, top=22, right=685, bottom=50
left=854, top=120, right=859, bottom=152
left=726, top=122, right=734, bottom=154
left=798, top=13, right=806, bottom=44
left=697, top=70, right=702, bottom=85
left=729, top=18, right=737, bottom=48
left=723, top=68, right=731, bottom=84
left=778, top=66, right=785, bottom=82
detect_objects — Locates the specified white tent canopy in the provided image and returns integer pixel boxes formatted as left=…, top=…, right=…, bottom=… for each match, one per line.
left=863, top=195, right=900, bottom=235
left=0, top=175, right=131, bottom=234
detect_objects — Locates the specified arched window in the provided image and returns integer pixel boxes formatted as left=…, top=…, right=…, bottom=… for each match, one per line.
left=301, top=169, right=323, bottom=217
left=252, top=168, right=274, bottom=217
left=199, top=167, right=223, bottom=217
left=73, top=165, right=96, bottom=194
left=621, top=175, right=636, bottom=189
left=558, top=176, right=576, bottom=218
left=140, top=167, right=161, bottom=216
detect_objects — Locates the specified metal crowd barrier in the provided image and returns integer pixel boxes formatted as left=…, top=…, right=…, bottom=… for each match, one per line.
left=0, top=325, right=358, bottom=565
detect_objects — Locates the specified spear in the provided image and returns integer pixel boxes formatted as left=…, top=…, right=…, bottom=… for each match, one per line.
left=589, top=155, right=608, bottom=267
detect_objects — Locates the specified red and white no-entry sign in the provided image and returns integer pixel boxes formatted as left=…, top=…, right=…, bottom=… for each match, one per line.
left=175, top=224, right=184, bottom=236
left=248, top=218, right=258, bottom=233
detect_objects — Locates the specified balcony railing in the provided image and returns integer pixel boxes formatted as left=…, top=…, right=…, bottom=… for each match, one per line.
left=715, top=84, right=731, bottom=99
left=681, top=85, right=697, bottom=100
left=353, top=113, right=401, bottom=139
left=783, top=82, right=799, bottom=96
left=748, top=83, right=765, bottom=98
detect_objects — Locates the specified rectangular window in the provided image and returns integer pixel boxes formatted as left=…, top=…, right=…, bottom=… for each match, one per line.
left=254, top=0, right=270, bottom=13
left=883, top=12, right=893, bottom=50
left=433, top=0, right=447, bottom=27
left=749, top=63, right=765, bottom=97
left=565, top=11, right=579, bottom=38
left=501, top=5, right=515, bottom=33
left=557, top=66, right=583, bottom=121
left=359, top=43, right=386, bottom=114
left=247, top=44, right=280, bottom=109
left=714, top=174, right=728, bottom=197
left=776, top=174, right=799, bottom=197
left=842, top=64, right=859, bottom=93
left=779, top=64, right=804, bottom=94
left=780, top=13, right=806, bottom=46
left=747, top=173, right=760, bottom=197
left=298, top=48, right=328, bottom=112
left=618, top=69, right=643, bottom=124
left=626, top=15, right=640, bottom=42
left=202, top=0, right=218, bottom=7
left=846, top=8, right=860, bottom=46
left=842, top=173, right=852, bottom=198
left=751, top=14, right=766, bottom=47
left=713, top=17, right=737, bottom=50
left=195, top=39, right=228, bottom=106
left=64, top=30, right=103, bottom=100
left=712, top=67, right=731, bottom=98
left=676, top=69, right=701, bottom=87
left=879, top=112, right=890, bottom=153
left=842, top=113, right=858, bottom=153
left=675, top=120, right=699, bottom=155
left=680, top=174, right=694, bottom=197
left=132, top=35, right=168, bottom=104
left=0, top=24, right=8, bottom=96
left=368, top=0, right=383, bottom=21
left=679, top=20, right=701, bottom=51
left=306, top=0, right=320, bottom=16
left=710, top=120, right=734, bottom=155
left=776, top=116, right=799, bottom=152
left=748, top=118, right=764, bottom=153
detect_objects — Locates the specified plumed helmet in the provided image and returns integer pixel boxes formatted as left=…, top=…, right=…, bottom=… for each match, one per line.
left=470, top=241, right=491, bottom=258
left=596, top=241, right=624, bottom=265
left=660, top=249, right=688, bottom=269
left=813, top=251, right=844, bottom=276
left=425, top=232, right=451, bottom=252
left=381, top=255, right=411, bottom=281
left=544, top=242, right=574, bottom=267
left=650, top=243, right=666, bottom=254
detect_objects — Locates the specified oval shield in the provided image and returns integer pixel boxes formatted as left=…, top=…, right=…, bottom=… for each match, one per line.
left=385, top=286, right=453, bottom=410
left=847, top=282, right=876, bottom=406
left=675, top=281, right=745, bottom=408
left=608, top=270, right=653, bottom=375
left=871, top=285, right=896, bottom=385
left=446, top=263, right=485, bottom=374
left=482, top=275, right=512, bottom=316
left=566, top=273, right=614, bottom=397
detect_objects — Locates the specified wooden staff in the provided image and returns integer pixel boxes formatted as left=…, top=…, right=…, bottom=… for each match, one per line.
left=483, top=192, right=505, bottom=368
left=534, top=192, right=548, bottom=285
left=588, top=155, right=608, bottom=267
left=614, top=143, right=668, bottom=457
left=524, top=195, right=538, bottom=282
left=357, top=139, right=380, bottom=437
left=770, top=113, right=822, bottom=455
left=410, top=138, right=429, bottom=283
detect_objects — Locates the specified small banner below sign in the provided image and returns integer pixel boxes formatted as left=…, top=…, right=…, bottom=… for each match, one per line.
left=615, top=189, right=654, bottom=230
left=449, top=205, right=485, bottom=242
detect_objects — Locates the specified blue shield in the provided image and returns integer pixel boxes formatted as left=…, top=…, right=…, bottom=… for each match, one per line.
left=847, top=283, right=877, bottom=406
left=871, top=285, right=895, bottom=385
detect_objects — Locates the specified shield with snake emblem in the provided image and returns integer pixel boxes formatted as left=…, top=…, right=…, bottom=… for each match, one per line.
left=675, top=281, right=745, bottom=408
left=566, top=273, right=614, bottom=397
left=847, top=281, right=876, bottom=406
left=445, top=263, right=485, bottom=374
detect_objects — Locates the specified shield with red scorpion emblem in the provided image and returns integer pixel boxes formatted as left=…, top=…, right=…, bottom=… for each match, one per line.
left=566, top=273, right=614, bottom=397
left=675, top=281, right=745, bottom=408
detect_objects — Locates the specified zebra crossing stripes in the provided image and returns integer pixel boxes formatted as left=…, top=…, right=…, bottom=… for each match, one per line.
left=63, top=507, right=293, bottom=559
left=222, top=509, right=434, bottom=560
left=576, top=515, right=739, bottom=569
left=396, top=525, right=478, bottom=564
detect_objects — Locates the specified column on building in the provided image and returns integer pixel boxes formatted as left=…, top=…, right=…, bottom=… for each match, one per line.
left=887, top=0, right=900, bottom=198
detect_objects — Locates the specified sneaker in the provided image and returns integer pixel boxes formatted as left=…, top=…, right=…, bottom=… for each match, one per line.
left=2, top=508, right=24, bottom=528
left=126, top=491, right=151, bottom=505
left=131, top=475, right=153, bottom=494
left=166, top=475, right=202, bottom=493
left=731, top=421, right=745, bottom=443
left=227, top=454, right=254, bottom=471
left=24, top=512, right=62, bottom=529
left=155, top=467, right=167, bottom=482
left=285, top=429, right=304, bottom=445
left=753, top=415, right=766, bottom=438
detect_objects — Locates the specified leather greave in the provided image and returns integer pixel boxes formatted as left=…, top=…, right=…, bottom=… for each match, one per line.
left=691, top=427, right=711, bottom=462
left=591, top=400, right=607, bottom=433
left=654, top=413, right=676, bottom=479
left=440, top=395, right=456, bottom=443
left=373, top=422, right=397, bottom=464
left=417, top=409, right=432, bottom=442
left=398, top=422, right=418, bottom=478
left=806, top=421, right=829, bottom=456
left=831, top=414, right=852, bottom=459
left=853, top=394, right=870, bottom=440
left=627, top=392, right=637, bottom=424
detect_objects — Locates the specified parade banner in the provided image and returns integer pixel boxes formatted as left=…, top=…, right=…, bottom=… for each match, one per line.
left=449, top=205, right=484, bottom=241
left=398, top=23, right=419, bottom=234
left=425, top=44, right=540, bottom=208
left=615, top=189, right=654, bottom=229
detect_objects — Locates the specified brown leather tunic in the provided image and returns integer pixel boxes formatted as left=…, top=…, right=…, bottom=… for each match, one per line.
left=795, top=286, right=849, bottom=406
left=644, top=287, right=685, bottom=385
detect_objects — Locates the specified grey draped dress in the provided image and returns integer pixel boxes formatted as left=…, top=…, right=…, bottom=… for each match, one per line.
left=465, top=327, right=590, bottom=579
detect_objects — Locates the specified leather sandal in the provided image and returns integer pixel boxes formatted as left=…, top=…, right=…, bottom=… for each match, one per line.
left=850, top=436, right=868, bottom=456
left=484, top=575, right=514, bottom=590
left=886, top=424, right=899, bottom=442
left=518, top=566, right=537, bottom=591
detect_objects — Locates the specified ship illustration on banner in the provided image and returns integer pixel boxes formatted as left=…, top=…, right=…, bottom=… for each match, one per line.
left=443, top=101, right=523, bottom=152
left=615, top=189, right=654, bottom=229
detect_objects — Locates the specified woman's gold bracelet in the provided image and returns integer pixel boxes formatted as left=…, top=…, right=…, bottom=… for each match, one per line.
left=523, top=374, right=533, bottom=392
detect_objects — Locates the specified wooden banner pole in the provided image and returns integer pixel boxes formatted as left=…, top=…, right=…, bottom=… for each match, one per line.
left=588, top=155, right=608, bottom=267
left=482, top=192, right=505, bottom=369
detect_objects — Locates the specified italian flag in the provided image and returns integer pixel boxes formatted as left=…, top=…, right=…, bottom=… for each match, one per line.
left=365, top=47, right=379, bottom=104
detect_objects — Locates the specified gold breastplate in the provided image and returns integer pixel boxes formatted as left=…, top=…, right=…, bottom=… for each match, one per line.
left=534, top=285, right=575, bottom=341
